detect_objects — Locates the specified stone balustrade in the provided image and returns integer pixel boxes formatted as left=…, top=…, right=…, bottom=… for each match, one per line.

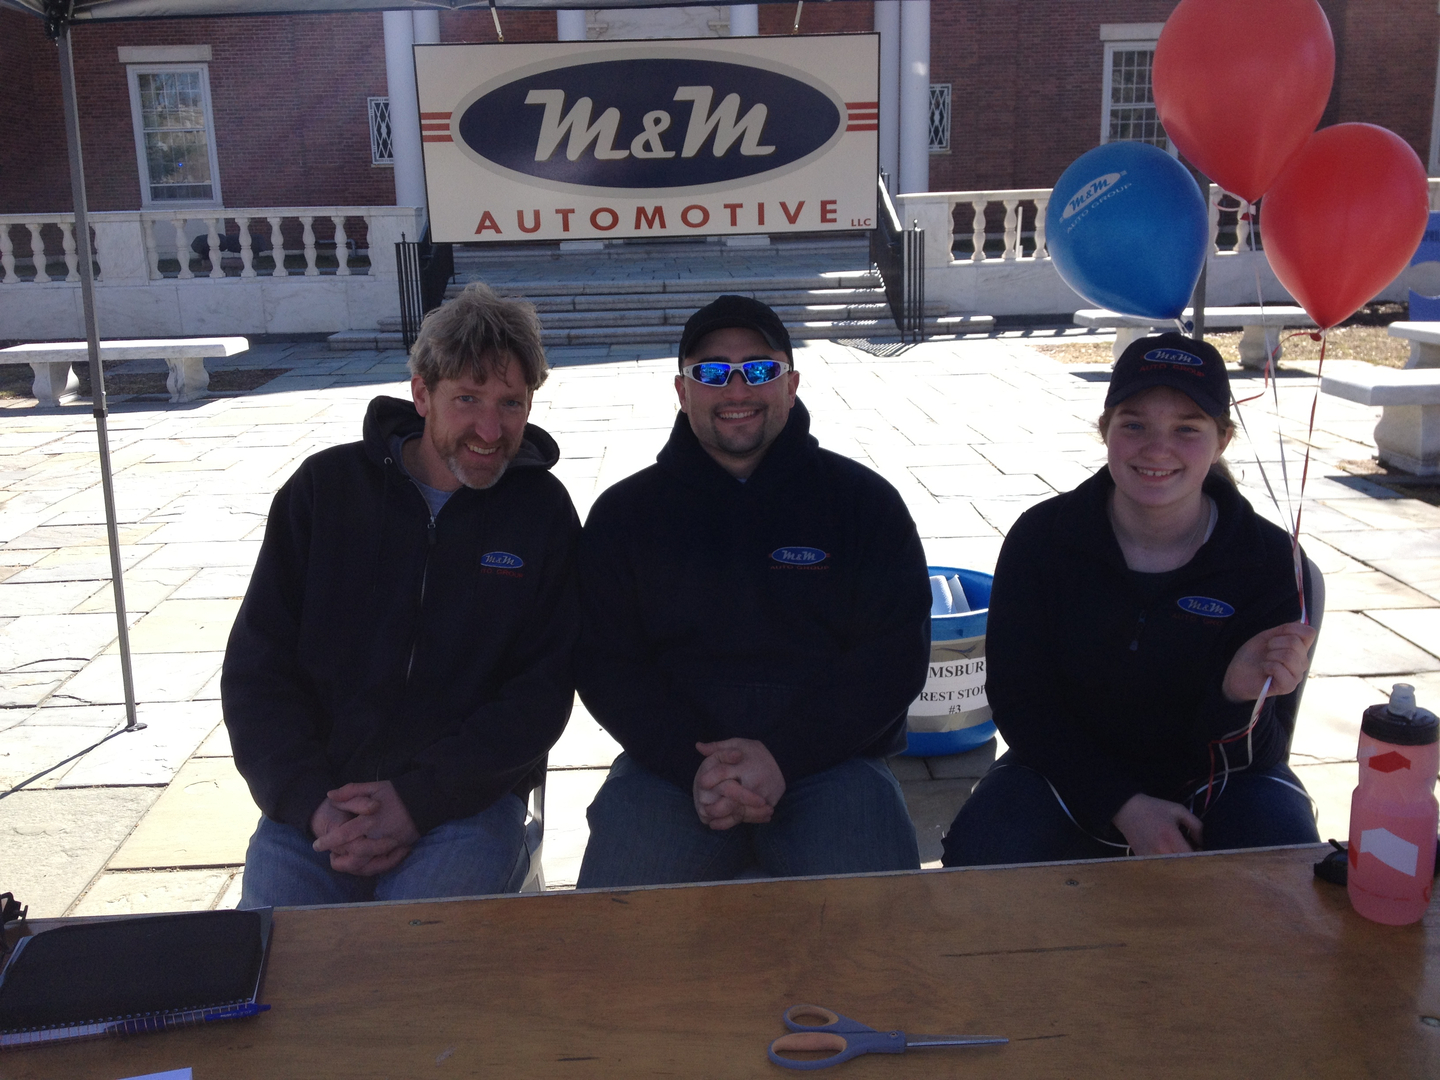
left=889, top=185, right=1271, bottom=268
left=0, top=207, right=421, bottom=286
left=1, top=176, right=1436, bottom=332
left=0, top=206, right=422, bottom=339
left=891, top=178, right=1440, bottom=316
left=895, top=178, right=1440, bottom=270
left=0, top=218, right=85, bottom=284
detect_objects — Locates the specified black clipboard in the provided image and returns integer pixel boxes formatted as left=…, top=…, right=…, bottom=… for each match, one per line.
left=0, top=908, right=272, bottom=1049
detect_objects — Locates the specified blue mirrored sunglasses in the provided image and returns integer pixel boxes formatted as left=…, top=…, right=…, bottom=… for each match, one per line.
left=682, top=358, right=791, bottom=386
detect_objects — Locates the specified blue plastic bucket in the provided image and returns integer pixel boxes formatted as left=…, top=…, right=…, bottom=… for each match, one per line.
left=900, top=566, right=995, bottom=757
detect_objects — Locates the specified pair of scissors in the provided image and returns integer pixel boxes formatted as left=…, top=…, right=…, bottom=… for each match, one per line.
left=767, top=1004, right=1007, bottom=1070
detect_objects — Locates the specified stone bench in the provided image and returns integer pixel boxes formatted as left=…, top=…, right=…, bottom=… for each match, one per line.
left=1074, top=307, right=1316, bottom=367
left=1320, top=359, right=1440, bottom=475
left=0, top=337, right=250, bottom=407
left=1386, top=321, right=1440, bottom=368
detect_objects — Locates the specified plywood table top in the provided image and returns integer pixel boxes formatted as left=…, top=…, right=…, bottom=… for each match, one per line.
left=3, top=845, right=1436, bottom=1079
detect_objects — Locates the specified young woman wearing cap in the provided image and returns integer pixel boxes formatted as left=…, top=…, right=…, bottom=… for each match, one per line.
left=941, top=332, right=1320, bottom=865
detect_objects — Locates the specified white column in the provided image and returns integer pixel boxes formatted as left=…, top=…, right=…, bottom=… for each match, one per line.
left=898, top=0, right=930, bottom=194
left=557, top=10, right=587, bottom=40
left=725, top=5, right=766, bottom=246
left=875, top=2, right=900, bottom=187
left=413, top=8, right=439, bottom=44
left=1430, top=10, right=1440, bottom=175
left=384, top=10, right=426, bottom=215
left=729, top=5, right=758, bottom=36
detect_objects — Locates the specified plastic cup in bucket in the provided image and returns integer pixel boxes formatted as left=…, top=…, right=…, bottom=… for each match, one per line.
left=900, top=565, right=995, bottom=757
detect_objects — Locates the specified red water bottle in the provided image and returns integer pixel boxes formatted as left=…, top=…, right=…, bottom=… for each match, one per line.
left=1347, top=683, right=1439, bottom=925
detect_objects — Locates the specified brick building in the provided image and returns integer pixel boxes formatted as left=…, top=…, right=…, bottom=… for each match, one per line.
left=2, top=1, right=1437, bottom=215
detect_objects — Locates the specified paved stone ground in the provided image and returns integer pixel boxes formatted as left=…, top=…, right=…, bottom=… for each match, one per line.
left=2, top=334, right=1436, bottom=916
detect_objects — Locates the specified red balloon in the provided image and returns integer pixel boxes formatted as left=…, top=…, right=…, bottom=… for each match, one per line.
left=1154, top=0, right=1334, bottom=202
left=1262, top=124, right=1429, bottom=330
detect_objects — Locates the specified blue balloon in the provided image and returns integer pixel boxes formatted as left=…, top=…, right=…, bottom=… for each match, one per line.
left=1045, top=142, right=1208, bottom=320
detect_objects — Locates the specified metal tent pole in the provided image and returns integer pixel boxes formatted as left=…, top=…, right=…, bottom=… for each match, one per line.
left=1190, top=170, right=1210, bottom=342
left=53, top=11, right=143, bottom=732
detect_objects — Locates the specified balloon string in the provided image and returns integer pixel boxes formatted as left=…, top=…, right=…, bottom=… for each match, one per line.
left=1226, top=236, right=1292, bottom=541
left=1225, top=234, right=1299, bottom=537
left=1198, top=197, right=1316, bottom=816
left=1225, top=224, right=1320, bottom=615
left=1226, top=328, right=1319, bottom=408
left=1290, top=329, right=1326, bottom=622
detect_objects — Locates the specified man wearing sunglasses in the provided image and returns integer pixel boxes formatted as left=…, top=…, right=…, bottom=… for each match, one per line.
left=575, top=294, right=931, bottom=886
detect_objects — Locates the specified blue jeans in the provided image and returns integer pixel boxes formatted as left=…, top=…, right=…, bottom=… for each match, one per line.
left=576, top=753, right=920, bottom=888
left=239, top=794, right=528, bottom=907
left=941, top=754, right=1320, bottom=867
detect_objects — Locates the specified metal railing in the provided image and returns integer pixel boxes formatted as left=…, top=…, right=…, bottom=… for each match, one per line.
left=396, top=233, right=424, bottom=351
left=902, top=219, right=924, bottom=343
left=871, top=173, right=925, bottom=343
left=396, top=225, right=456, bottom=350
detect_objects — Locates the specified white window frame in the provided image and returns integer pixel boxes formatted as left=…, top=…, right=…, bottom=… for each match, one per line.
left=125, top=62, right=223, bottom=209
left=369, top=96, right=394, bottom=167
left=1099, top=26, right=1176, bottom=157
left=928, top=83, right=951, bottom=154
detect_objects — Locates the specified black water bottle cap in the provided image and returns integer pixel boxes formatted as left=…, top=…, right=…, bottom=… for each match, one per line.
left=1361, top=684, right=1440, bottom=746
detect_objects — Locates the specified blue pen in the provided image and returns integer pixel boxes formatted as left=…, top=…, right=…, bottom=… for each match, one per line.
left=106, top=1002, right=270, bottom=1037
left=201, top=1002, right=270, bottom=1023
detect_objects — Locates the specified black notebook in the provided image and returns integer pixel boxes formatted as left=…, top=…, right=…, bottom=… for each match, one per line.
left=0, top=908, right=272, bottom=1048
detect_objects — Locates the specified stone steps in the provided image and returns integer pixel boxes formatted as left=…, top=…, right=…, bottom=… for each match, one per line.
left=330, top=236, right=993, bottom=350
left=514, top=301, right=952, bottom=329
left=451, top=235, right=869, bottom=269
left=465, top=273, right=886, bottom=299
left=534, top=314, right=988, bottom=347
left=337, top=312, right=982, bottom=352
left=499, top=283, right=887, bottom=309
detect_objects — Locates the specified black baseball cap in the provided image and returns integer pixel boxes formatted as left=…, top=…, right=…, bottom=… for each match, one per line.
left=678, top=294, right=793, bottom=364
left=1105, top=332, right=1231, bottom=417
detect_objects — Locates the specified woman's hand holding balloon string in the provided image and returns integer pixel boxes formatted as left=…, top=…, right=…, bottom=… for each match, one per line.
left=1221, top=621, right=1316, bottom=704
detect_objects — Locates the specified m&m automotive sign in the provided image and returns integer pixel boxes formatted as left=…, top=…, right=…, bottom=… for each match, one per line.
left=415, top=37, right=878, bottom=243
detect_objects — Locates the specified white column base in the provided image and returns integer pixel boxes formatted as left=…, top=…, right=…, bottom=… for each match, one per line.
left=166, top=357, right=210, bottom=404
left=29, top=361, right=79, bottom=407
left=1375, top=403, right=1440, bottom=475
left=1238, top=324, right=1282, bottom=369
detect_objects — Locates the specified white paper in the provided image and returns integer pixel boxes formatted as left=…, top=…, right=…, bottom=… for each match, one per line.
left=946, top=574, right=971, bottom=613
left=1360, top=827, right=1420, bottom=876
left=909, top=656, right=988, bottom=716
left=929, top=575, right=955, bottom=616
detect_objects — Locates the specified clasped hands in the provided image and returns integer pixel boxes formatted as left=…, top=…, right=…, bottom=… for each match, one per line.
left=692, top=738, right=786, bottom=831
left=310, top=780, right=420, bottom=877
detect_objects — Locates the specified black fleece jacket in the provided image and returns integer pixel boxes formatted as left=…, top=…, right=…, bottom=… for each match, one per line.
left=576, top=400, right=931, bottom=792
left=222, top=396, right=579, bottom=837
left=986, top=468, right=1305, bottom=835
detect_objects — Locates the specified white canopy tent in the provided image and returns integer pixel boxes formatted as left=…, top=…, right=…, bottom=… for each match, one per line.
left=2, top=0, right=851, bottom=730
